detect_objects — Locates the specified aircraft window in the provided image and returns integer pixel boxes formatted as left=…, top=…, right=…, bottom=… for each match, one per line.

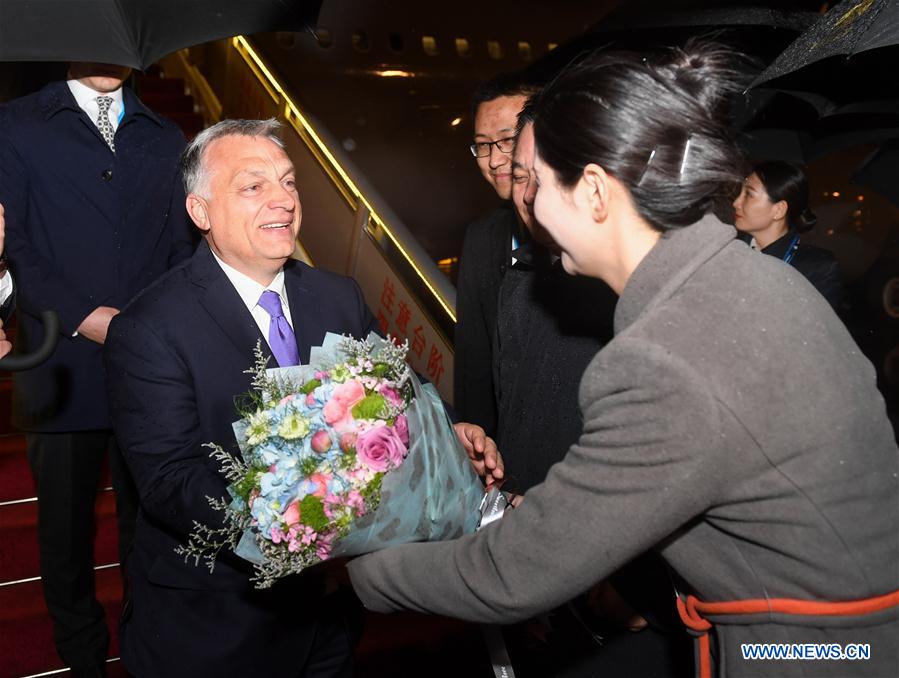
left=518, top=41, right=532, bottom=61
left=487, top=41, right=503, bottom=60
left=389, top=33, right=405, bottom=53
left=316, top=28, right=333, bottom=49
left=455, top=38, right=472, bottom=58
left=422, top=35, right=439, bottom=56
left=352, top=31, right=371, bottom=52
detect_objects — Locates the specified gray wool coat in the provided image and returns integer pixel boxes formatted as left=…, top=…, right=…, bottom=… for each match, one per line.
left=348, top=216, right=899, bottom=678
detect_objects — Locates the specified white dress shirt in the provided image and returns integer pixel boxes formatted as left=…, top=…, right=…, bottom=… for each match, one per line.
left=211, top=251, right=295, bottom=349
left=67, top=78, right=125, bottom=132
left=0, top=271, right=12, bottom=307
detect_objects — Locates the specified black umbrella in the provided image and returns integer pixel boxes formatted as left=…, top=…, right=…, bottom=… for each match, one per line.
left=852, top=138, right=899, bottom=207
left=749, top=0, right=899, bottom=98
left=593, top=0, right=819, bottom=34
left=740, top=95, right=899, bottom=162
left=0, top=0, right=322, bottom=70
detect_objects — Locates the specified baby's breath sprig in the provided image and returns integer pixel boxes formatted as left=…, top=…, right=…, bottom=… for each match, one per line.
left=174, top=496, right=250, bottom=573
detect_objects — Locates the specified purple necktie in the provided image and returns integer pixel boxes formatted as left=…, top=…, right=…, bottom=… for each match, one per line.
left=257, top=290, right=299, bottom=367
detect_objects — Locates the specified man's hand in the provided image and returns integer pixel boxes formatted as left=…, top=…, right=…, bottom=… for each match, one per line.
left=453, top=422, right=504, bottom=487
left=0, top=319, right=11, bottom=358
left=77, top=306, right=120, bottom=344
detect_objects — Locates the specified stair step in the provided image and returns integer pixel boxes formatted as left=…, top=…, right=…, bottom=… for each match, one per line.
left=0, top=435, right=33, bottom=501
left=138, top=91, right=195, bottom=114
left=0, top=490, right=120, bottom=584
left=0, top=380, right=14, bottom=437
left=0, top=565, right=122, bottom=677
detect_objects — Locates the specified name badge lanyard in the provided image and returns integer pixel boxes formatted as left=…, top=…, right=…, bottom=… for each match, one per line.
left=782, top=234, right=800, bottom=266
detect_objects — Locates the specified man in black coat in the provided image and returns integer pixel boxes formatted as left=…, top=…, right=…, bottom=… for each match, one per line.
left=0, top=62, right=194, bottom=676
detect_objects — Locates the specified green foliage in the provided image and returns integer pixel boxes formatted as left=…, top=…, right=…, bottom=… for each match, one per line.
left=300, top=456, right=320, bottom=476
left=232, top=466, right=267, bottom=503
left=300, top=495, right=328, bottom=533
left=351, top=393, right=388, bottom=420
left=299, top=379, right=321, bottom=395
left=360, top=473, right=384, bottom=512
left=372, top=362, right=390, bottom=378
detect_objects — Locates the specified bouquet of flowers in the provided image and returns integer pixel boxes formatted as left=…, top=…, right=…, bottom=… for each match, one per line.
left=177, top=332, right=484, bottom=588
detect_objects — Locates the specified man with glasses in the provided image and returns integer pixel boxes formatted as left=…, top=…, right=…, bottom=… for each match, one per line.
left=454, top=73, right=537, bottom=438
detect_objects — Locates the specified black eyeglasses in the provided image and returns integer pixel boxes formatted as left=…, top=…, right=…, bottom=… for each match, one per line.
left=469, top=135, right=517, bottom=158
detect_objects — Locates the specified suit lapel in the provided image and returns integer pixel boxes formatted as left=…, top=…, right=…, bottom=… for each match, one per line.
left=190, top=242, right=271, bottom=366
left=284, top=261, right=319, bottom=365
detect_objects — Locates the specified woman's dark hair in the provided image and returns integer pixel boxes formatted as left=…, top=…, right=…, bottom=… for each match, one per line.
left=530, top=39, right=752, bottom=232
left=753, top=160, right=817, bottom=232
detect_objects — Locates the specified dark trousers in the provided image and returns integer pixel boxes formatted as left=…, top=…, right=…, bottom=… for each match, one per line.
left=27, top=431, right=138, bottom=670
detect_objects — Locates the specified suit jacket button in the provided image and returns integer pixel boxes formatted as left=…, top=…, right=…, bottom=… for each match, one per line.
left=101, top=169, right=113, bottom=181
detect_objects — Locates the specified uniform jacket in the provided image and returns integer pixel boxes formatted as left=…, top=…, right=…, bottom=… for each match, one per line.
left=349, top=216, right=899, bottom=678
left=104, top=241, right=378, bottom=676
left=760, top=228, right=845, bottom=310
left=0, top=80, right=194, bottom=431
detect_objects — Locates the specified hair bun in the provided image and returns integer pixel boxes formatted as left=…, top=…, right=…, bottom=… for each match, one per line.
left=657, top=38, right=753, bottom=121
left=797, top=207, right=817, bottom=232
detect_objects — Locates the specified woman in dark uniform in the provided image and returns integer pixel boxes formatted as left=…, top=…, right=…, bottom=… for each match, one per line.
left=732, top=161, right=844, bottom=309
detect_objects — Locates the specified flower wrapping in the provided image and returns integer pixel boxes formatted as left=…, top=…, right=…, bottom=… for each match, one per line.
left=177, top=332, right=484, bottom=588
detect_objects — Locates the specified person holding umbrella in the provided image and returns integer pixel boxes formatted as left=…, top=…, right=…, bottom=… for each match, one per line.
left=0, top=62, right=194, bottom=676
left=346, top=40, right=899, bottom=678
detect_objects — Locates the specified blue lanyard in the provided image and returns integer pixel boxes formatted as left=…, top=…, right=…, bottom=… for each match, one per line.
left=782, top=234, right=800, bottom=265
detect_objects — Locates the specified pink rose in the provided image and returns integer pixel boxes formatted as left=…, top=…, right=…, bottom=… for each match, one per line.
left=323, top=380, right=366, bottom=430
left=355, top=423, right=407, bottom=472
left=282, top=500, right=301, bottom=527
left=278, top=394, right=295, bottom=406
left=311, top=429, right=332, bottom=454
left=394, top=415, right=409, bottom=445
left=306, top=392, right=316, bottom=407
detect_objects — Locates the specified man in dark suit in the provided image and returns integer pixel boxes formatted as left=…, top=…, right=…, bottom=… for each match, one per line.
left=0, top=62, right=194, bottom=676
left=454, top=73, right=536, bottom=436
left=104, top=118, right=498, bottom=677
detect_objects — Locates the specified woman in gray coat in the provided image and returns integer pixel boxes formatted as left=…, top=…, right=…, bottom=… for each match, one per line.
left=347, top=42, right=899, bottom=678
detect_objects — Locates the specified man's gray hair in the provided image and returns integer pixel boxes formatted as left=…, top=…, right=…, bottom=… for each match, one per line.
left=180, top=118, right=286, bottom=197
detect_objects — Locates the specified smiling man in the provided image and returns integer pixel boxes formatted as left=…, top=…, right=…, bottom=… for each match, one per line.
left=454, top=72, right=538, bottom=436
left=103, top=119, right=380, bottom=677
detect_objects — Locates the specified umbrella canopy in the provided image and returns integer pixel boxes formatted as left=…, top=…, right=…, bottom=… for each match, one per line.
left=0, top=0, right=323, bottom=70
left=740, top=95, right=899, bottom=162
left=593, top=0, right=819, bottom=34
left=749, top=0, right=899, bottom=93
left=852, top=138, right=899, bottom=207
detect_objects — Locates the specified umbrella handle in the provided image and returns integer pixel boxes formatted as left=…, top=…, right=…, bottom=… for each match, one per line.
left=0, top=310, right=60, bottom=371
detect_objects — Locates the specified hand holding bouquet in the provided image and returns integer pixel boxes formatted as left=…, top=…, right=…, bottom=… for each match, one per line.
left=178, top=332, right=485, bottom=588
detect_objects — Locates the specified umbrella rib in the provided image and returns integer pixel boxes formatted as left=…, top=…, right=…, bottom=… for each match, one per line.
left=109, top=0, right=140, bottom=67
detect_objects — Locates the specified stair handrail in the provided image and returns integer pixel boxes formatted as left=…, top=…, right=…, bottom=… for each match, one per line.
left=230, top=36, right=457, bottom=332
